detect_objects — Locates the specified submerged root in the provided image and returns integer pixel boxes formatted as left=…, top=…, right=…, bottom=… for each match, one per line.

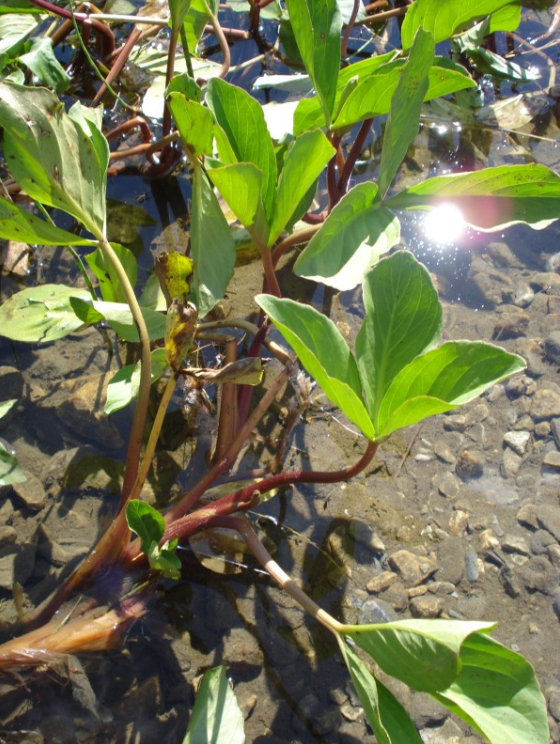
left=0, top=597, right=147, bottom=672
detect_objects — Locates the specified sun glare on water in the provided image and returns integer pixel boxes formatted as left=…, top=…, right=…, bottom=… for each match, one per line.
left=423, top=204, right=467, bottom=246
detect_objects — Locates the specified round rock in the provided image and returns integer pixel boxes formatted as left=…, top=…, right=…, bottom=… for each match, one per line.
left=531, top=389, right=560, bottom=421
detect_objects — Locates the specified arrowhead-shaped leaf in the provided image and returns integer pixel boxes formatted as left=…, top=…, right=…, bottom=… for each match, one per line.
left=0, top=196, right=96, bottom=246
left=385, top=164, right=560, bottom=230
left=255, top=294, right=374, bottom=439
left=294, top=182, right=400, bottom=291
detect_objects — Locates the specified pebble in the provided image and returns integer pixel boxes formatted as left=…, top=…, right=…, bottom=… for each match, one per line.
left=503, top=430, right=530, bottom=455
left=0, top=544, right=36, bottom=589
left=512, top=413, right=534, bottom=431
left=448, top=510, right=469, bottom=536
left=387, top=549, right=438, bottom=587
left=352, top=520, right=386, bottom=554
left=501, top=447, right=523, bottom=478
left=548, top=544, right=560, bottom=567
left=502, top=534, right=530, bottom=556
left=464, top=546, right=479, bottom=582
left=409, top=595, right=445, bottom=618
left=492, top=306, right=529, bottom=339
left=359, top=598, right=397, bottom=624
left=521, top=557, right=557, bottom=594
left=548, top=687, right=560, bottom=722
left=443, top=414, right=468, bottom=432
left=531, top=389, right=560, bottom=420
left=551, top=418, right=560, bottom=448
left=11, top=473, right=47, bottom=511
left=517, top=502, right=539, bottom=530
left=366, top=570, right=397, bottom=593
left=432, top=471, right=460, bottom=499
left=530, top=530, right=557, bottom=556
left=544, top=332, right=560, bottom=365
left=434, top=442, right=457, bottom=465
left=478, top=529, right=500, bottom=552
left=543, top=451, right=560, bottom=470
left=536, top=504, right=560, bottom=542
left=455, top=450, right=485, bottom=480
left=512, top=281, right=535, bottom=308
left=535, top=421, right=551, bottom=438
left=0, top=525, right=16, bottom=548
left=499, top=564, right=521, bottom=597
left=436, top=537, right=465, bottom=585
left=546, top=252, right=560, bottom=273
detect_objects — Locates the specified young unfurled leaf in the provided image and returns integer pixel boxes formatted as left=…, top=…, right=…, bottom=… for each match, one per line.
left=165, top=300, right=198, bottom=372
left=182, top=666, right=245, bottom=744
left=148, top=539, right=182, bottom=580
left=294, top=183, right=400, bottom=290
left=125, top=499, right=165, bottom=554
left=0, top=284, right=90, bottom=343
left=104, top=348, right=169, bottom=415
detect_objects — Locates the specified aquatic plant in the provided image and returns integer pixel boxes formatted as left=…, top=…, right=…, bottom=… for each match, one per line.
left=0, top=0, right=559, bottom=741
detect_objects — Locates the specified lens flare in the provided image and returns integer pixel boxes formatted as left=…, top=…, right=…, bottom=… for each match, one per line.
left=423, top=204, right=466, bottom=245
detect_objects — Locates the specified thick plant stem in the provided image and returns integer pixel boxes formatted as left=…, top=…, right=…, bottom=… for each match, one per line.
left=96, top=238, right=152, bottom=505
left=213, top=337, right=239, bottom=463
left=210, top=516, right=344, bottom=633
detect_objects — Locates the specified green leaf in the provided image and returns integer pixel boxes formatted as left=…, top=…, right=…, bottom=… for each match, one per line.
left=148, top=541, right=182, bottom=580
left=125, top=500, right=165, bottom=555
left=169, top=0, right=192, bottom=29
left=0, top=13, right=40, bottom=58
left=467, top=47, right=539, bottom=82
left=71, top=298, right=167, bottom=342
left=104, top=348, right=169, bottom=415
left=0, top=82, right=108, bottom=235
left=294, top=182, right=400, bottom=291
left=355, top=251, right=442, bottom=424
left=0, top=1, right=44, bottom=13
left=208, top=163, right=269, bottom=244
left=182, top=0, right=212, bottom=53
left=0, top=284, right=89, bottom=343
left=190, top=167, right=236, bottom=317
left=167, top=93, right=214, bottom=156
left=401, top=0, right=518, bottom=50
left=385, top=164, right=560, bottom=230
left=206, top=78, right=277, bottom=219
left=377, top=29, right=434, bottom=198
left=0, top=399, right=17, bottom=420
left=433, top=633, right=549, bottom=744
left=343, top=619, right=495, bottom=692
left=0, top=441, right=26, bottom=487
left=255, top=295, right=374, bottom=438
left=18, top=37, right=69, bottom=92
left=0, top=197, right=96, bottom=246
left=338, top=638, right=423, bottom=744
left=182, top=666, right=245, bottom=744
left=86, top=244, right=137, bottom=303
left=268, top=129, right=335, bottom=246
left=375, top=340, right=526, bottom=438
left=284, top=0, right=342, bottom=127
left=331, top=58, right=475, bottom=131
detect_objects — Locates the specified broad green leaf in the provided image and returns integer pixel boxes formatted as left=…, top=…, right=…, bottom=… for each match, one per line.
left=401, top=0, right=518, bottom=50
left=255, top=295, right=374, bottom=438
left=332, top=58, right=475, bottom=131
left=126, top=499, right=165, bottom=554
left=377, top=29, right=434, bottom=198
left=285, top=0, right=342, bottom=127
left=433, top=633, right=549, bottom=744
left=166, top=73, right=202, bottom=101
left=355, top=251, right=442, bottom=425
left=0, top=284, right=89, bottom=343
left=167, top=93, right=214, bottom=156
left=208, top=163, right=269, bottom=244
left=268, top=130, right=335, bottom=246
left=0, top=197, right=96, bottom=247
left=104, top=348, right=169, bottom=415
left=343, top=619, right=495, bottom=693
left=18, top=37, right=69, bottom=92
left=294, top=183, right=400, bottom=291
left=206, top=78, right=277, bottom=219
left=488, top=2, right=521, bottom=32
left=169, top=0, right=192, bottom=29
left=0, top=400, right=17, bottom=420
left=70, top=298, right=167, bottom=342
left=376, top=341, right=525, bottom=438
left=0, top=1, right=43, bottom=13
left=86, top=244, right=137, bottom=303
left=0, top=13, right=39, bottom=58
left=0, top=441, right=26, bottom=487
left=148, top=541, right=182, bottom=579
left=182, top=666, right=245, bottom=744
left=190, top=167, right=236, bottom=317
left=0, top=82, right=108, bottom=235
left=338, top=638, right=423, bottom=744
left=182, top=0, right=211, bottom=53
left=385, top=164, right=560, bottom=230
left=467, top=47, right=539, bottom=82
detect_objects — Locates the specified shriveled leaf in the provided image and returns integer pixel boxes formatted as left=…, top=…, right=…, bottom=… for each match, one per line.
left=154, top=252, right=194, bottom=303
left=375, top=340, right=526, bottom=438
left=377, top=28, right=434, bottom=198
left=167, top=93, right=214, bottom=156
left=355, top=251, right=442, bottom=423
left=190, top=167, right=236, bottom=317
left=256, top=295, right=374, bottom=438
left=338, top=638, right=423, bottom=744
left=401, top=0, right=517, bottom=50
left=86, top=244, right=137, bottom=303
left=207, top=163, right=269, bottom=244
left=104, top=348, right=169, bottom=415
left=284, top=0, right=342, bottom=126
left=182, top=666, right=245, bottom=744
left=165, top=300, right=197, bottom=372
left=126, top=499, right=165, bottom=554
left=268, top=129, right=335, bottom=246
left=186, top=358, right=263, bottom=386
left=18, top=37, right=69, bottom=92
left=433, top=633, right=549, bottom=744
left=0, top=197, right=96, bottom=246
left=385, top=164, right=560, bottom=230
left=344, top=619, right=495, bottom=693
left=294, top=182, right=400, bottom=291
left=0, top=82, right=108, bottom=235
left=206, top=78, right=277, bottom=219
left=0, top=441, right=26, bottom=486
left=0, top=284, right=89, bottom=342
